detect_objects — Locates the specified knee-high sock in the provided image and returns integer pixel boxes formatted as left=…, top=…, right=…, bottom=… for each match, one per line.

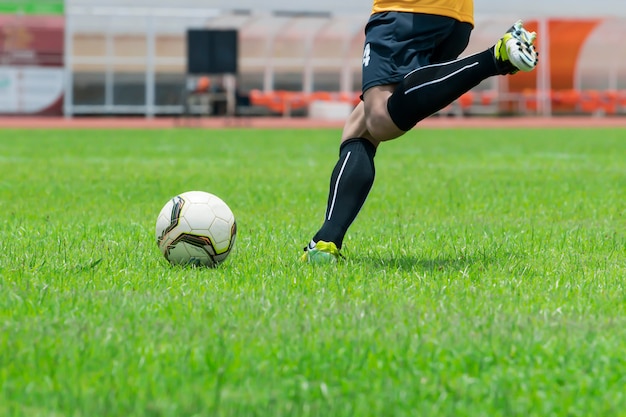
left=312, top=138, right=376, bottom=249
left=387, top=49, right=499, bottom=131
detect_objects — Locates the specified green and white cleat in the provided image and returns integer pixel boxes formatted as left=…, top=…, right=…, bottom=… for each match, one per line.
left=301, top=240, right=343, bottom=264
left=494, top=20, right=538, bottom=74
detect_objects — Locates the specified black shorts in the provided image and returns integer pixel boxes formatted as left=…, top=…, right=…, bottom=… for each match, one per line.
left=361, top=12, right=473, bottom=92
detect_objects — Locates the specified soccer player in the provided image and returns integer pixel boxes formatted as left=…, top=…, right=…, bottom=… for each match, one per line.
left=301, top=0, right=538, bottom=263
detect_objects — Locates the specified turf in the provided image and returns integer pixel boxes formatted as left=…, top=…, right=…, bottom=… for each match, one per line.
left=1, top=126, right=626, bottom=417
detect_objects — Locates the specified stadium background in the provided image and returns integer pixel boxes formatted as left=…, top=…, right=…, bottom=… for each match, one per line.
left=1, top=0, right=625, bottom=120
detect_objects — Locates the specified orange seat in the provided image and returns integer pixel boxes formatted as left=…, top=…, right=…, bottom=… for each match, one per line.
left=198, top=76, right=211, bottom=92
left=249, top=89, right=273, bottom=107
left=277, top=91, right=309, bottom=113
left=458, top=92, right=474, bottom=110
left=580, top=90, right=616, bottom=115
left=548, top=89, right=581, bottom=113
left=479, top=91, right=496, bottom=106
left=267, top=92, right=286, bottom=114
left=521, top=89, right=538, bottom=112
left=617, top=90, right=626, bottom=111
left=338, top=92, right=361, bottom=107
left=249, top=90, right=285, bottom=114
left=249, top=90, right=363, bottom=115
left=310, top=91, right=334, bottom=102
left=552, top=89, right=581, bottom=106
left=603, top=90, right=619, bottom=114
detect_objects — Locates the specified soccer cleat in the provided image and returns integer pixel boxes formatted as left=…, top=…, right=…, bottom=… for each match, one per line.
left=494, top=20, right=538, bottom=74
left=301, top=240, right=343, bottom=264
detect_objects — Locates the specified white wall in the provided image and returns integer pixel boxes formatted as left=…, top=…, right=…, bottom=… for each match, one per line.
left=67, top=0, right=626, bottom=18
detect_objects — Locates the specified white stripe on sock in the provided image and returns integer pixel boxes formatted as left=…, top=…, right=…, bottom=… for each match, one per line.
left=403, top=51, right=483, bottom=78
left=403, top=61, right=480, bottom=95
left=327, top=151, right=351, bottom=221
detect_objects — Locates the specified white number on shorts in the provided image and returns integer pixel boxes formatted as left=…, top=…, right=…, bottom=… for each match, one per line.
left=363, top=43, right=371, bottom=67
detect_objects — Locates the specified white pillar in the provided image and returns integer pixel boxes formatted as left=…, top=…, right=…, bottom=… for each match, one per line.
left=146, top=15, right=156, bottom=118
left=537, top=17, right=551, bottom=117
left=105, top=17, right=114, bottom=113
left=63, top=12, right=74, bottom=118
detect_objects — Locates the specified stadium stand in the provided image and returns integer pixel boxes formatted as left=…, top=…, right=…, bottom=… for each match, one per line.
left=2, top=0, right=626, bottom=118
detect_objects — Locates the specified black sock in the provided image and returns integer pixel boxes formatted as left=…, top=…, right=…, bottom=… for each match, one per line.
left=387, top=49, right=499, bottom=131
left=312, top=138, right=376, bottom=249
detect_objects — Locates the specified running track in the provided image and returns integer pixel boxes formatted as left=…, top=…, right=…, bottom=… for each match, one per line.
left=0, top=116, right=625, bottom=129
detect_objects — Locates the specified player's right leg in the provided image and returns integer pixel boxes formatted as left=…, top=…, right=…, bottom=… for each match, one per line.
left=361, top=85, right=404, bottom=142
left=386, top=19, right=538, bottom=132
left=494, top=20, right=538, bottom=74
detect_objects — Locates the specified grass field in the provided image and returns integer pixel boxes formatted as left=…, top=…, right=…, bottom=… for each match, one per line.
left=1, top=126, right=626, bottom=416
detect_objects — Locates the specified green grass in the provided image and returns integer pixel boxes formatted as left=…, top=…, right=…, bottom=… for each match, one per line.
left=0, top=1, right=63, bottom=15
left=1, top=126, right=626, bottom=417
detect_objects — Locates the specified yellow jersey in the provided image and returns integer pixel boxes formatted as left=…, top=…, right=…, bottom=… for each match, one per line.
left=372, top=0, right=474, bottom=25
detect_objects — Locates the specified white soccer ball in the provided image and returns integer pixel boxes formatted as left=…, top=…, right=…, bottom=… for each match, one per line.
left=155, top=191, right=237, bottom=267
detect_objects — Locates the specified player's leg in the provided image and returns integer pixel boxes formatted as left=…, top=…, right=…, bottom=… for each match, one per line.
left=301, top=17, right=538, bottom=262
left=361, top=85, right=403, bottom=143
left=351, top=18, right=538, bottom=140
left=301, top=13, right=468, bottom=262
left=300, top=102, right=379, bottom=263
left=384, top=19, right=538, bottom=135
left=354, top=13, right=465, bottom=141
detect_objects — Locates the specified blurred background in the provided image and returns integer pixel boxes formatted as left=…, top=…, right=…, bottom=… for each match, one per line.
left=1, top=0, right=625, bottom=119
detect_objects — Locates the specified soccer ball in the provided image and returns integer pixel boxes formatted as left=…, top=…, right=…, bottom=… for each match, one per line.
left=155, top=191, right=237, bottom=267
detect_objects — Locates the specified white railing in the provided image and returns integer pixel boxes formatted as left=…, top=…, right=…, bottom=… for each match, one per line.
left=62, top=7, right=626, bottom=118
